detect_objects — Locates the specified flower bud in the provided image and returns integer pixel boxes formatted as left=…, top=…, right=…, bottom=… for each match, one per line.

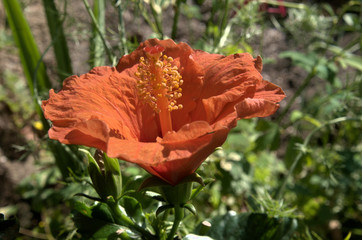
left=81, top=149, right=122, bottom=201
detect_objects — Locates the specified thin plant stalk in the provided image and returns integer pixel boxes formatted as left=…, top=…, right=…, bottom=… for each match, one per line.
left=115, top=0, right=129, bottom=55
left=137, top=1, right=160, bottom=36
left=90, top=0, right=106, bottom=67
left=218, top=0, right=229, bottom=44
left=167, top=205, right=184, bottom=240
left=82, top=0, right=116, bottom=65
left=149, top=0, right=164, bottom=38
left=171, top=0, right=182, bottom=39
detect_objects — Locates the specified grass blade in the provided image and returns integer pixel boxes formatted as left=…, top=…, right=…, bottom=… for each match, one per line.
left=3, top=0, right=51, bottom=128
left=42, top=0, right=73, bottom=80
left=2, top=0, right=51, bottom=97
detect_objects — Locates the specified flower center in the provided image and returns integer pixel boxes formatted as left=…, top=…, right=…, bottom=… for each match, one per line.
left=135, top=45, right=183, bottom=136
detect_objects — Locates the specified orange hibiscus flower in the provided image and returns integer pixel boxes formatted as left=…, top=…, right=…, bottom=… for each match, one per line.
left=42, top=39, right=285, bottom=185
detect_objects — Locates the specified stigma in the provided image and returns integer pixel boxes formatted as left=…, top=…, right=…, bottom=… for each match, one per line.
left=135, top=45, right=183, bottom=136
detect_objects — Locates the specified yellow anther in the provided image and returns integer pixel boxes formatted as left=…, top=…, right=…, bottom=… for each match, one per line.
left=135, top=45, right=184, bottom=136
left=135, top=46, right=183, bottom=114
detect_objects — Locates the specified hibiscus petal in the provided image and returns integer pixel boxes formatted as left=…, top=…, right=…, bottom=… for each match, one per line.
left=42, top=66, right=159, bottom=146
left=49, top=119, right=109, bottom=151
left=235, top=98, right=280, bottom=119
left=152, top=124, right=229, bottom=185
left=191, top=52, right=263, bottom=124
left=254, top=79, right=286, bottom=103
left=107, top=121, right=229, bottom=185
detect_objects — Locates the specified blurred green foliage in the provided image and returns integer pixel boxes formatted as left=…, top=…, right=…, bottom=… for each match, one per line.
left=0, top=0, right=361, bottom=239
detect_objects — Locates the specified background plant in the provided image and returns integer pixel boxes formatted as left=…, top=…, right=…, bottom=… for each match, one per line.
left=0, top=0, right=361, bottom=239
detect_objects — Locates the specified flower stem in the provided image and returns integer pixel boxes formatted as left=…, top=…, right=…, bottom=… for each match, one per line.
left=167, top=205, right=184, bottom=240
left=82, top=0, right=115, bottom=65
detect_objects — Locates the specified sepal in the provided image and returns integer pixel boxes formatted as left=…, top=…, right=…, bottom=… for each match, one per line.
left=184, top=203, right=196, bottom=215
left=156, top=204, right=174, bottom=216
left=190, top=178, right=214, bottom=200
left=138, top=175, right=170, bottom=191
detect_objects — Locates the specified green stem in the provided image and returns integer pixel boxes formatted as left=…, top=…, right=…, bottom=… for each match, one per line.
left=257, top=0, right=308, bottom=9
left=82, top=0, right=115, bottom=65
left=167, top=205, right=184, bottom=240
left=171, top=0, right=182, bottom=39
left=219, top=0, right=229, bottom=40
left=149, top=0, right=163, bottom=38
left=107, top=200, right=156, bottom=240
left=115, top=0, right=128, bottom=55
left=138, top=2, right=159, bottom=35
left=275, top=116, right=362, bottom=200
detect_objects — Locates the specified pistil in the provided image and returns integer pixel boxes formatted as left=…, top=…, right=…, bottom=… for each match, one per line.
left=135, top=45, right=183, bottom=137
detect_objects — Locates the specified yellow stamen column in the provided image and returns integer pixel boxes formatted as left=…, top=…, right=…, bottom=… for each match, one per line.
left=135, top=46, right=183, bottom=137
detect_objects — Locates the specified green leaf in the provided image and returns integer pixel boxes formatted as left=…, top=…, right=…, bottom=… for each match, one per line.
left=279, top=51, right=315, bottom=72
left=81, top=149, right=123, bottom=201
left=337, top=55, right=362, bottom=71
left=72, top=201, right=122, bottom=239
left=279, top=50, right=340, bottom=85
left=48, top=141, right=85, bottom=180
left=121, top=196, right=145, bottom=226
left=196, top=212, right=298, bottom=240
left=70, top=200, right=93, bottom=218
left=344, top=232, right=352, bottom=240
left=90, top=224, right=133, bottom=240
left=103, top=154, right=123, bottom=200
left=92, top=203, right=115, bottom=223
left=183, top=234, right=214, bottom=240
